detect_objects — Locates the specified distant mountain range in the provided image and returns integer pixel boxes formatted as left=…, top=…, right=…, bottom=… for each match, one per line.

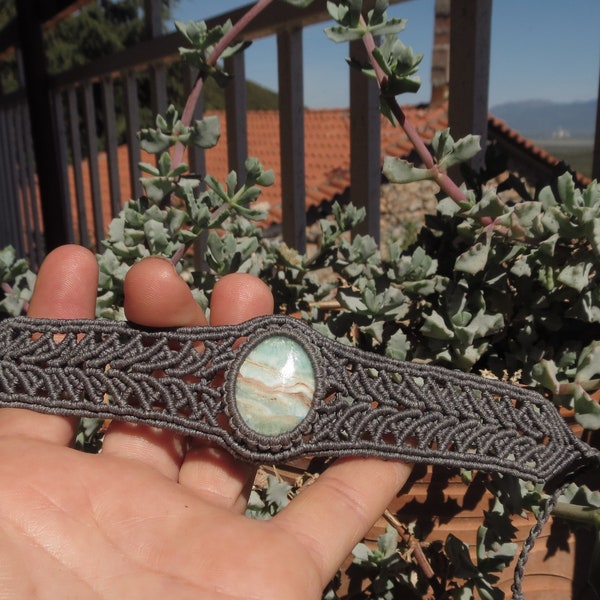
left=490, top=99, right=596, bottom=139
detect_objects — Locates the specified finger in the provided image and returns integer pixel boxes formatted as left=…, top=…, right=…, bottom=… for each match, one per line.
left=101, top=257, right=206, bottom=479
left=178, top=273, right=274, bottom=512
left=0, top=245, right=98, bottom=445
left=272, top=457, right=412, bottom=586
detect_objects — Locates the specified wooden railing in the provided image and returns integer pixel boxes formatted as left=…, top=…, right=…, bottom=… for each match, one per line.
left=0, top=0, right=505, bottom=269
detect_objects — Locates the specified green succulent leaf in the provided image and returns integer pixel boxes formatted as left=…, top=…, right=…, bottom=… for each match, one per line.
left=383, top=156, right=431, bottom=183
left=574, top=386, right=600, bottom=430
left=376, top=525, right=399, bottom=557
left=531, top=359, right=560, bottom=393
left=576, top=340, right=600, bottom=382
left=454, top=241, right=490, bottom=275
left=557, top=262, right=593, bottom=292
left=386, top=328, right=409, bottom=360
left=265, top=475, right=292, bottom=509
left=432, top=129, right=481, bottom=169
left=421, top=311, right=454, bottom=340
left=189, top=115, right=221, bottom=149
left=373, top=35, right=422, bottom=96
left=587, top=219, right=600, bottom=257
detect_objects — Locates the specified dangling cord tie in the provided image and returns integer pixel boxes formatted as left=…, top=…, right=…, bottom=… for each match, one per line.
left=510, top=484, right=562, bottom=599
left=510, top=452, right=600, bottom=599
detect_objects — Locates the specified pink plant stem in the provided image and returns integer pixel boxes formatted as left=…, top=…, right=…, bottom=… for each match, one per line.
left=171, top=0, right=274, bottom=170
left=169, top=0, right=274, bottom=265
left=360, top=19, right=468, bottom=204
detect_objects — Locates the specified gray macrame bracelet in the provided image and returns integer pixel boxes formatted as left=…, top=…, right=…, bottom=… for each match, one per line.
left=0, top=314, right=598, bottom=599
left=0, top=314, right=597, bottom=480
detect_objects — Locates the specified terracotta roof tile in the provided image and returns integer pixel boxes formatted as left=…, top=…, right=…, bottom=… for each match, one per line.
left=65, top=104, right=589, bottom=246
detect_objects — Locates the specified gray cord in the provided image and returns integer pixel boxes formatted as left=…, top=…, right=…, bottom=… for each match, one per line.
left=1, top=314, right=598, bottom=597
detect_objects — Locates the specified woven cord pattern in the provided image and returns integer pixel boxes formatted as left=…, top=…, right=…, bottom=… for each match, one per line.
left=1, top=315, right=600, bottom=599
left=0, top=315, right=597, bottom=482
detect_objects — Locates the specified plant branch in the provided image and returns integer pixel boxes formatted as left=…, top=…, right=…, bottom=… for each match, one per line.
left=168, top=0, right=274, bottom=265
left=359, top=17, right=468, bottom=205
left=172, top=0, right=274, bottom=169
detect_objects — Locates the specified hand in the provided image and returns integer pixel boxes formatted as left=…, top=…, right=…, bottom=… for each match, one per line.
left=0, top=245, right=412, bottom=599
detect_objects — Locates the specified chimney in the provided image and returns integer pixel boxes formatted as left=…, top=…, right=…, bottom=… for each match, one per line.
left=431, top=0, right=450, bottom=107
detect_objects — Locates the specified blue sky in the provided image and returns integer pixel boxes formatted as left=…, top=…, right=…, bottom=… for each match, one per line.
left=169, top=0, right=600, bottom=109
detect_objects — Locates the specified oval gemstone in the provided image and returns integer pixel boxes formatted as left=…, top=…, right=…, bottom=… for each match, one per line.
left=235, top=335, right=315, bottom=436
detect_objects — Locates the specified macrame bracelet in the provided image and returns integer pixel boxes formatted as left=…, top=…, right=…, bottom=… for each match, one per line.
left=0, top=315, right=597, bottom=483
left=1, top=314, right=599, bottom=599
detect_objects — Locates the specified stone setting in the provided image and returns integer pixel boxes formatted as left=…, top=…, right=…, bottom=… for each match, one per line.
left=234, top=334, right=316, bottom=436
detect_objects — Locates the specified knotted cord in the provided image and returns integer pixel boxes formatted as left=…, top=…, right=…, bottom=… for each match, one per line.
left=0, top=315, right=598, bottom=598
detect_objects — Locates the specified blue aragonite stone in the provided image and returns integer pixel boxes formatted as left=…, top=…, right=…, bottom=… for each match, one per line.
left=235, top=335, right=315, bottom=436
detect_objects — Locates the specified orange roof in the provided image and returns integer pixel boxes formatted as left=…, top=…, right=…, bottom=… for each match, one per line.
left=67, top=105, right=448, bottom=244
left=66, top=103, right=587, bottom=247
left=201, top=105, right=448, bottom=225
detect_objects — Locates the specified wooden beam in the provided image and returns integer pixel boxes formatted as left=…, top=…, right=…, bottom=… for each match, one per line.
left=36, top=0, right=91, bottom=26
left=52, top=0, right=411, bottom=90
left=448, top=0, right=492, bottom=172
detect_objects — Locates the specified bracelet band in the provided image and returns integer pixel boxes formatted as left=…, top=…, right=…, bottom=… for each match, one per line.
left=0, top=315, right=596, bottom=483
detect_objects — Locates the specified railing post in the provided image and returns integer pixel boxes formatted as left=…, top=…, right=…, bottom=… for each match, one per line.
left=448, top=0, right=492, bottom=173
left=101, top=77, right=122, bottom=218
left=0, top=109, right=22, bottom=255
left=83, top=82, right=104, bottom=248
left=349, top=37, right=381, bottom=243
left=224, top=53, right=249, bottom=180
left=592, top=63, right=600, bottom=182
left=277, top=28, right=306, bottom=252
left=123, top=71, right=142, bottom=200
left=67, top=87, right=90, bottom=248
left=16, top=0, right=70, bottom=252
left=20, top=103, right=44, bottom=265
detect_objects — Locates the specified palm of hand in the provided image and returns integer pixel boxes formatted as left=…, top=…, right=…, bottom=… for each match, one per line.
left=0, top=246, right=411, bottom=599
left=0, top=437, right=321, bottom=599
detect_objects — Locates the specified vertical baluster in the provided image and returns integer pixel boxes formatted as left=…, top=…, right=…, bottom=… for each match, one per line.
left=101, top=76, right=122, bottom=218
left=52, top=90, right=75, bottom=246
left=448, top=0, right=491, bottom=174
left=592, top=63, right=600, bottom=181
left=123, top=71, right=142, bottom=200
left=277, top=28, right=306, bottom=253
left=83, top=82, right=104, bottom=249
left=66, top=86, right=89, bottom=248
left=150, top=62, right=168, bottom=121
left=349, top=38, right=381, bottom=243
left=224, top=53, right=248, bottom=180
left=20, top=103, right=44, bottom=266
left=13, top=104, right=32, bottom=258
left=0, top=110, right=16, bottom=252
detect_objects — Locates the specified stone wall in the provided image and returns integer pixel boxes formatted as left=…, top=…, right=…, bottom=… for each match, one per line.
left=380, top=180, right=440, bottom=245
